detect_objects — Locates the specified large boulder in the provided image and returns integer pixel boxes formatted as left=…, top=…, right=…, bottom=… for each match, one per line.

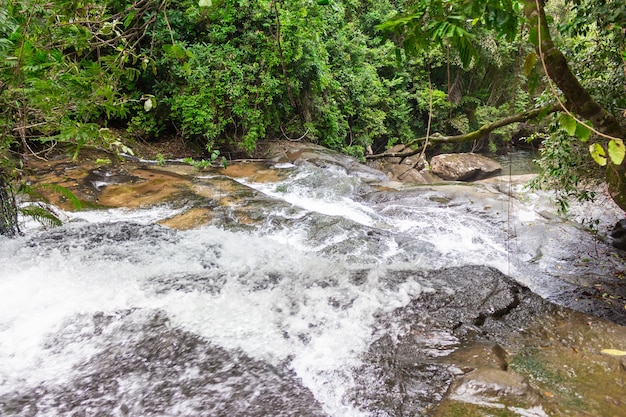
left=430, top=153, right=502, bottom=181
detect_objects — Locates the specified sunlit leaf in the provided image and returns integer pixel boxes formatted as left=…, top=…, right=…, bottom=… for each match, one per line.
left=608, top=139, right=625, bottom=165
left=198, top=0, right=212, bottom=7
left=589, top=143, right=607, bottom=166
left=559, top=114, right=577, bottom=136
left=144, top=97, right=153, bottom=112
left=600, top=349, right=626, bottom=356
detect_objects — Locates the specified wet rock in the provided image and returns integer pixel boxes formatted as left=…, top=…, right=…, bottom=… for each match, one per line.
left=0, top=310, right=328, bottom=417
left=450, top=368, right=540, bottom=405
left=430, top=153, right=502, bottom=181
left=159, top=207, right=214, bottom=229
left=349, top=266, right=549, bottom=415
left=366, top=145, right=442, bottom=184
left=84, top=167, right=141, bottom=191
left=610, top=219, right=626, bottom=250
left=267, top=141, right=389, bottom=183
left=443, top=342, right=510, bottom=371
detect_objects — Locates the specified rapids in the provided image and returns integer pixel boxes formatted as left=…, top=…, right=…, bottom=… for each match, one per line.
left=1, top=146, right=625, bottom=416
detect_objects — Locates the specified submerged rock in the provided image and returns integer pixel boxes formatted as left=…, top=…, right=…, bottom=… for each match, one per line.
left=450, top=368, right=539, bottom=406
left=0, top=309, right=327, bottom=417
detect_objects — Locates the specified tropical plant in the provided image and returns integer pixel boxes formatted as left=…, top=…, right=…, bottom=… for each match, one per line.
left=378, top=0, right=626, bottom=210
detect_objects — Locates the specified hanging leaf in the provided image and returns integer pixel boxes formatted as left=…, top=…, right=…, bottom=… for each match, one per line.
left=123, top=10, right=137, bottom=28
left=523, top=52, right=537, bottom=76
left=575, top=122, right=592, bottom=142
left=608, top=139, right=626, bottom=165
left=589, top=143, right=607, bottom=166
left=559, top=114, right=577, bottom=136
left=144, top=97, right=153, bottom=112
left=198, top=0, right=212, bottom=7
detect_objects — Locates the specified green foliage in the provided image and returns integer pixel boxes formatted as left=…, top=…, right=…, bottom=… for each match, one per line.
left=20, top=183, right=83, bottom=211
left=0, top=0, right=165, bottom=163
left=528, top=117, right=602, bottom=214
left=127, top=108, right=164, bottom=141
left=182, top=148, right=226, bottom=169
left=182, top=157, right=212, bottom=169
left=377, top=0, right=520, bottom=68
left=549, top=0, right=626, bottom=119
left=19, top=204, right=62, bottom=228
left=155, top=153, right=166, bottom=166
left=136, top=0, right=427, bottom=155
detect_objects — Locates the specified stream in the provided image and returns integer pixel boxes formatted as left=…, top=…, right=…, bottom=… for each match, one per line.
left=1, top=144, right=625, bottom=416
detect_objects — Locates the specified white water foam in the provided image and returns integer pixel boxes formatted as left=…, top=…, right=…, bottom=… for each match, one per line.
left=0, top=220, right=429, bottom=416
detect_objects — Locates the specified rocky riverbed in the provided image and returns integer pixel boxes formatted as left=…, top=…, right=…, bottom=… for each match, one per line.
left=5, top=142, right=624, bottom=417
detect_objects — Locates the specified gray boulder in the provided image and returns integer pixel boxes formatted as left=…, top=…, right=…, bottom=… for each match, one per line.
left=430, top=153, right=502, bottom=181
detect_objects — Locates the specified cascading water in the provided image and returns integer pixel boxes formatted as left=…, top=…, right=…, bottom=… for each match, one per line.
left=1, top=151, right=624, bottom=416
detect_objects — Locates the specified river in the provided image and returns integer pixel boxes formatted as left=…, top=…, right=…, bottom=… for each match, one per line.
left=1, top=145, right=625, bottom=416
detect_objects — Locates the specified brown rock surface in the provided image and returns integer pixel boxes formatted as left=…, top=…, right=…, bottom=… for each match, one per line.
left=430, top=153, right=502, bottom=181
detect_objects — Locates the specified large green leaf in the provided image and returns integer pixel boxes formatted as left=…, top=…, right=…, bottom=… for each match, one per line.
left=589, top=143, right=607, bottom=166
left=559, top=114, right=577, bottom=136
left=19, top=204, right=62, bottom=228
left=37, top=184, right=83, bottom=210
left=575, top=122, right=592, bottom=142
left=608, top=139, right=626, bottom=165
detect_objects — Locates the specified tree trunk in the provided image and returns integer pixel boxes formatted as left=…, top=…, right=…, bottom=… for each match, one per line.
left=0, top=173, right=20, bottom=237
left=523, top=0, right=626, bottom=211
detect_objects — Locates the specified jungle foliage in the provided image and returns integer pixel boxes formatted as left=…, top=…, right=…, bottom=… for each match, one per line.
left=0, top=0, right=625, bottom=220
left=0, top=0, right=541, bottom=163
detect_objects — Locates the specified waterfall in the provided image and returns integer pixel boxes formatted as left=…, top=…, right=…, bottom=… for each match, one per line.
left=1, top=154, right=624, bottom=416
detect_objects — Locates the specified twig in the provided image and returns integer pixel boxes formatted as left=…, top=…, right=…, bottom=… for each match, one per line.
left=280, top=125, right=309, bottom=142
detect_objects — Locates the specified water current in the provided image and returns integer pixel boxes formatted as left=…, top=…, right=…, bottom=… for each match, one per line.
left=0, top=151, right=624, bottom=416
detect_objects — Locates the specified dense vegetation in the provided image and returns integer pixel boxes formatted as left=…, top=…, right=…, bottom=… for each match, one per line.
left=0, top=0, right=625, bottom=232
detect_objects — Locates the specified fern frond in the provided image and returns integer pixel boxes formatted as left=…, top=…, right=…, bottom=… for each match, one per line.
left=18, top=183, right=50, bottom=203
left=37, top=184, right=82, bottom=210
left=19, top=204, right=62, bottom=228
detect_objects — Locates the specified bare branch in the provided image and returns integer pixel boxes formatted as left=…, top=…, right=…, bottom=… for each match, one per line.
left=366, top=103, right=560, bottom=160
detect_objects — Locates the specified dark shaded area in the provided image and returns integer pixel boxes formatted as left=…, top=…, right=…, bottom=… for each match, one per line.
left=610, top=219, right=626, bottom=250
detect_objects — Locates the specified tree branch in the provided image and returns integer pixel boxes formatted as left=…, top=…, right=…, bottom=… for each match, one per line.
left=366, top=104, right=560, bottom=160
